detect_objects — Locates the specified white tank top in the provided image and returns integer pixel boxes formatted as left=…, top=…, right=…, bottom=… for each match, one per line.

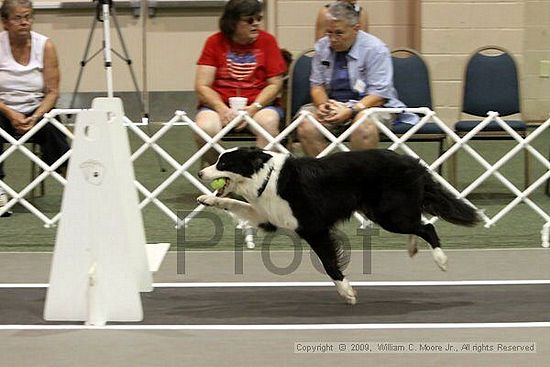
left=0, top=31, right=47, bottom=114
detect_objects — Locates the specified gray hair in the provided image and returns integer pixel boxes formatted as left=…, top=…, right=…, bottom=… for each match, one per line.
left=327, top=1, right=359, bottom=26
left=1, top=0, right=33, bottom=19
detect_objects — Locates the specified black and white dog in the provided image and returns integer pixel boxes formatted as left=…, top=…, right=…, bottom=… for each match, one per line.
left=197, top=147, right=480, bottom=304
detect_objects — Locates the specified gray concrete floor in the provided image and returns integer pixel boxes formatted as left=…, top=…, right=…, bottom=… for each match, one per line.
left=0, top=249, right=549, bottom=366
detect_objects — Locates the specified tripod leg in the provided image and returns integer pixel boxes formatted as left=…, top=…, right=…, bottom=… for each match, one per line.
left=70, top=16, right=99, bottom=111
left=111, top=7, right=166, bottom=172
left=110, top=8, right=146, bottom=119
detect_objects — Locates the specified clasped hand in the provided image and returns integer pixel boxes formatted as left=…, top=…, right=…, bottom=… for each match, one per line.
left=218, top=105, right=258, bottom=130
left=9, top=111, right=36, bottom=135
left=317, top=100, right=352, bottom=125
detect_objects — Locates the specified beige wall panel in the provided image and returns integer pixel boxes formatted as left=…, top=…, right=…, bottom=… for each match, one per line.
left=276, top=2, right=323, bottom=26
left=432, top=107, right=459, bottom=126
left=525, top=1, right=550, bottom=25
left=524, top=99, right=550, bottom=121
left=523, top=76, right=550, bottom=99
left=422, top=29, right=524, bottom=54
left=425, top=55, right=468, bottom=81
left=33, top=10, right=144, bottom=93
left=277, top=27, right=316, bottom=53
left=524, top=51, right=550, bottom=76
left=422, top=0, right=520, bottom=3
left=366, top=0, right=411, bottom=25
left=432, top=80, right=461, bottom=107
left=524, top=27, right=550, bottom=50
left=423, top=3, right=523, bottom=28
left=146, top=12, right=220, bottom=91
left=371, top=26, right=413, bottom=49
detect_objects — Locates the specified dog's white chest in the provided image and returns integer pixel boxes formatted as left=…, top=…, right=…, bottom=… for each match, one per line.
left=259, top=196, right=298, bottom=231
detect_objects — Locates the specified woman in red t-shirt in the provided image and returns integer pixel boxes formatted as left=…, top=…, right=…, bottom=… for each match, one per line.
left=194, top=0, right=287, bottom=164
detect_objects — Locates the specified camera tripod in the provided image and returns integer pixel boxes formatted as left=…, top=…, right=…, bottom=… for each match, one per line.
left=70, top=0, right=167, bottom=171
left=69, top=0, right=147, bottom=121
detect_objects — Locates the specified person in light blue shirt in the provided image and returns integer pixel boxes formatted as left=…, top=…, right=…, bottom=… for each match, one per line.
left=297, top=1, right=418, bottom=156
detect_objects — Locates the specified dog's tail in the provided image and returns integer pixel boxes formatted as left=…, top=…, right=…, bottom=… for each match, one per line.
left=422, top=174, right=481, bottom=226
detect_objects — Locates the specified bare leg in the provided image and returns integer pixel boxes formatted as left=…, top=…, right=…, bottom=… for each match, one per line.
left=296, top=117, right=329, bottom=157
left=252, top=108, right=280, bottom=149
left=350, top=116, right=380, bottom=150
left=193, top=110, right=223, bottom=165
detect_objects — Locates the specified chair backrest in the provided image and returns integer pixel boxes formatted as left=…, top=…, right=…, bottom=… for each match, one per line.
left=286, top=48, right=315, bottom=125
left=391, top=48, right=433, bottom=109
left=462, top=46, right=520, bottom=117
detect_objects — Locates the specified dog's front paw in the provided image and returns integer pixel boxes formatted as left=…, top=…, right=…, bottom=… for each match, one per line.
left=197, top=194, right=218, bottom=207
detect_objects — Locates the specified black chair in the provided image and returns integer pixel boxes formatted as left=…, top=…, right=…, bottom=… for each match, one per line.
left=451, top=46, right=529, bottom=188
left=390, top=48, right=446, bottom=172
left=285, top=48, right=315, bottom=127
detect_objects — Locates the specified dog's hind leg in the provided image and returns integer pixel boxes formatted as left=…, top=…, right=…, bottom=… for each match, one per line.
left=375, top=212, right=447, bottom=271
left=407, top=235, right=418, bottom=257
left=302, top=231, right=357, bottom=305
left=414, top=223, right=448, bottom=271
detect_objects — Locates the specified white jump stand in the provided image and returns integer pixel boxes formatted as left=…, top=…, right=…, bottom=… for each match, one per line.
left=44, top=98, right=169, bottom=326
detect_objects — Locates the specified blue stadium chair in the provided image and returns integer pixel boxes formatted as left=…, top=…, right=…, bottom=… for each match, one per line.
left=451, top=46, right=529, bottom=188
left=285, top=48, right=315, bottom=126
left=390, top=48, right=446, bottom=173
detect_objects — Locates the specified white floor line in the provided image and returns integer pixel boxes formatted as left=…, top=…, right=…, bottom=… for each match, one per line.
left=0, top=322, right=549, bottom=331
left=1, top=280, right=549, bottom=289
left=0, top=248, right=548, bottom=255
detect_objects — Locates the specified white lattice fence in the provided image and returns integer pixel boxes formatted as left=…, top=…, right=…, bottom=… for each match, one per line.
left=1, top=107, right=548, bottom=247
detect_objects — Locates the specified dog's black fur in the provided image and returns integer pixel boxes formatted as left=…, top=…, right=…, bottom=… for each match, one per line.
left=198, top=148, right=480, bottom=303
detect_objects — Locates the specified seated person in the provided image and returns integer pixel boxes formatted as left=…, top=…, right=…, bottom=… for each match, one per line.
left=297, top=1, right=418, bottom=157
left=0, top=0, right=70, bottom=210
left=315, top=0, right=368, bottom=41
left=193, top=0, right=287, bottom=165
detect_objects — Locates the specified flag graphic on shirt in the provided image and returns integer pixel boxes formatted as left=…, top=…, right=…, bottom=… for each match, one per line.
left=227, top=51, right=257, bottom=80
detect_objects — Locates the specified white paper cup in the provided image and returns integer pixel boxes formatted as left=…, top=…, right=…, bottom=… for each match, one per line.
left=229, top=97, right=248, bottom=112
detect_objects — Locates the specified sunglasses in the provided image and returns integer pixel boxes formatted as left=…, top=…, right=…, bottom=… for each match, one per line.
left=240, top=15, right=263, bottom=25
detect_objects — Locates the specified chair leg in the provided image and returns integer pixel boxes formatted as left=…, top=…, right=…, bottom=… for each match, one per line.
left=437, top=139, right=445, bottom=176
left=30, top=148, right=37, bottom=199
left=546, top=145, right=550, bottom=196
left=30, top=144, right=46, bottom=199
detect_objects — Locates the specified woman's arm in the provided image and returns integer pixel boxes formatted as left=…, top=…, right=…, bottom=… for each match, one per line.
left=195, top=65, right=227, bottom=112
left=195, top=64, right=236, bottom=125
left=32, top=39, right=59, bottom=121
left=244, top=75, right=283, bottom=116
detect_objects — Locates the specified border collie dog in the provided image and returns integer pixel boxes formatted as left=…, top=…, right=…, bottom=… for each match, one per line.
left=197, top=147, right=480, bottom=304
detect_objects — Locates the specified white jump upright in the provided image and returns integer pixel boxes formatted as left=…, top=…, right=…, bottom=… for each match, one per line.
left=44, top=98, right=167, bottom=326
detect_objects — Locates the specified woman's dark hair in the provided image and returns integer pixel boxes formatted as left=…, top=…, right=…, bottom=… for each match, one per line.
left=219, top=0, right=263, bottom=39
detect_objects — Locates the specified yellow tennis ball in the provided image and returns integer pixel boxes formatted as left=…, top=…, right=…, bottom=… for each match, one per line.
left=210, top=178, right=226, bottom=190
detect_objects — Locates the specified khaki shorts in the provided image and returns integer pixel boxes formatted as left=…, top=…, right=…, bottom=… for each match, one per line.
left=298, top=103, right=396, bottom=136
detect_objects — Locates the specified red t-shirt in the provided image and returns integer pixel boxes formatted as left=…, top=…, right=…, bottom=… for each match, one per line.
left=197, top=30, right=287, bottom=104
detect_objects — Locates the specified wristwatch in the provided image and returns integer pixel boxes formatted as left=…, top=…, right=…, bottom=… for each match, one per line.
left=253, top=102, right=263, bottom=110
left=350, top=102, right=366, bottom=118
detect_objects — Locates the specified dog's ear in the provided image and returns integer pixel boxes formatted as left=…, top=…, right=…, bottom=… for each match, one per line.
left=251, top=150, right=272, bottom=171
